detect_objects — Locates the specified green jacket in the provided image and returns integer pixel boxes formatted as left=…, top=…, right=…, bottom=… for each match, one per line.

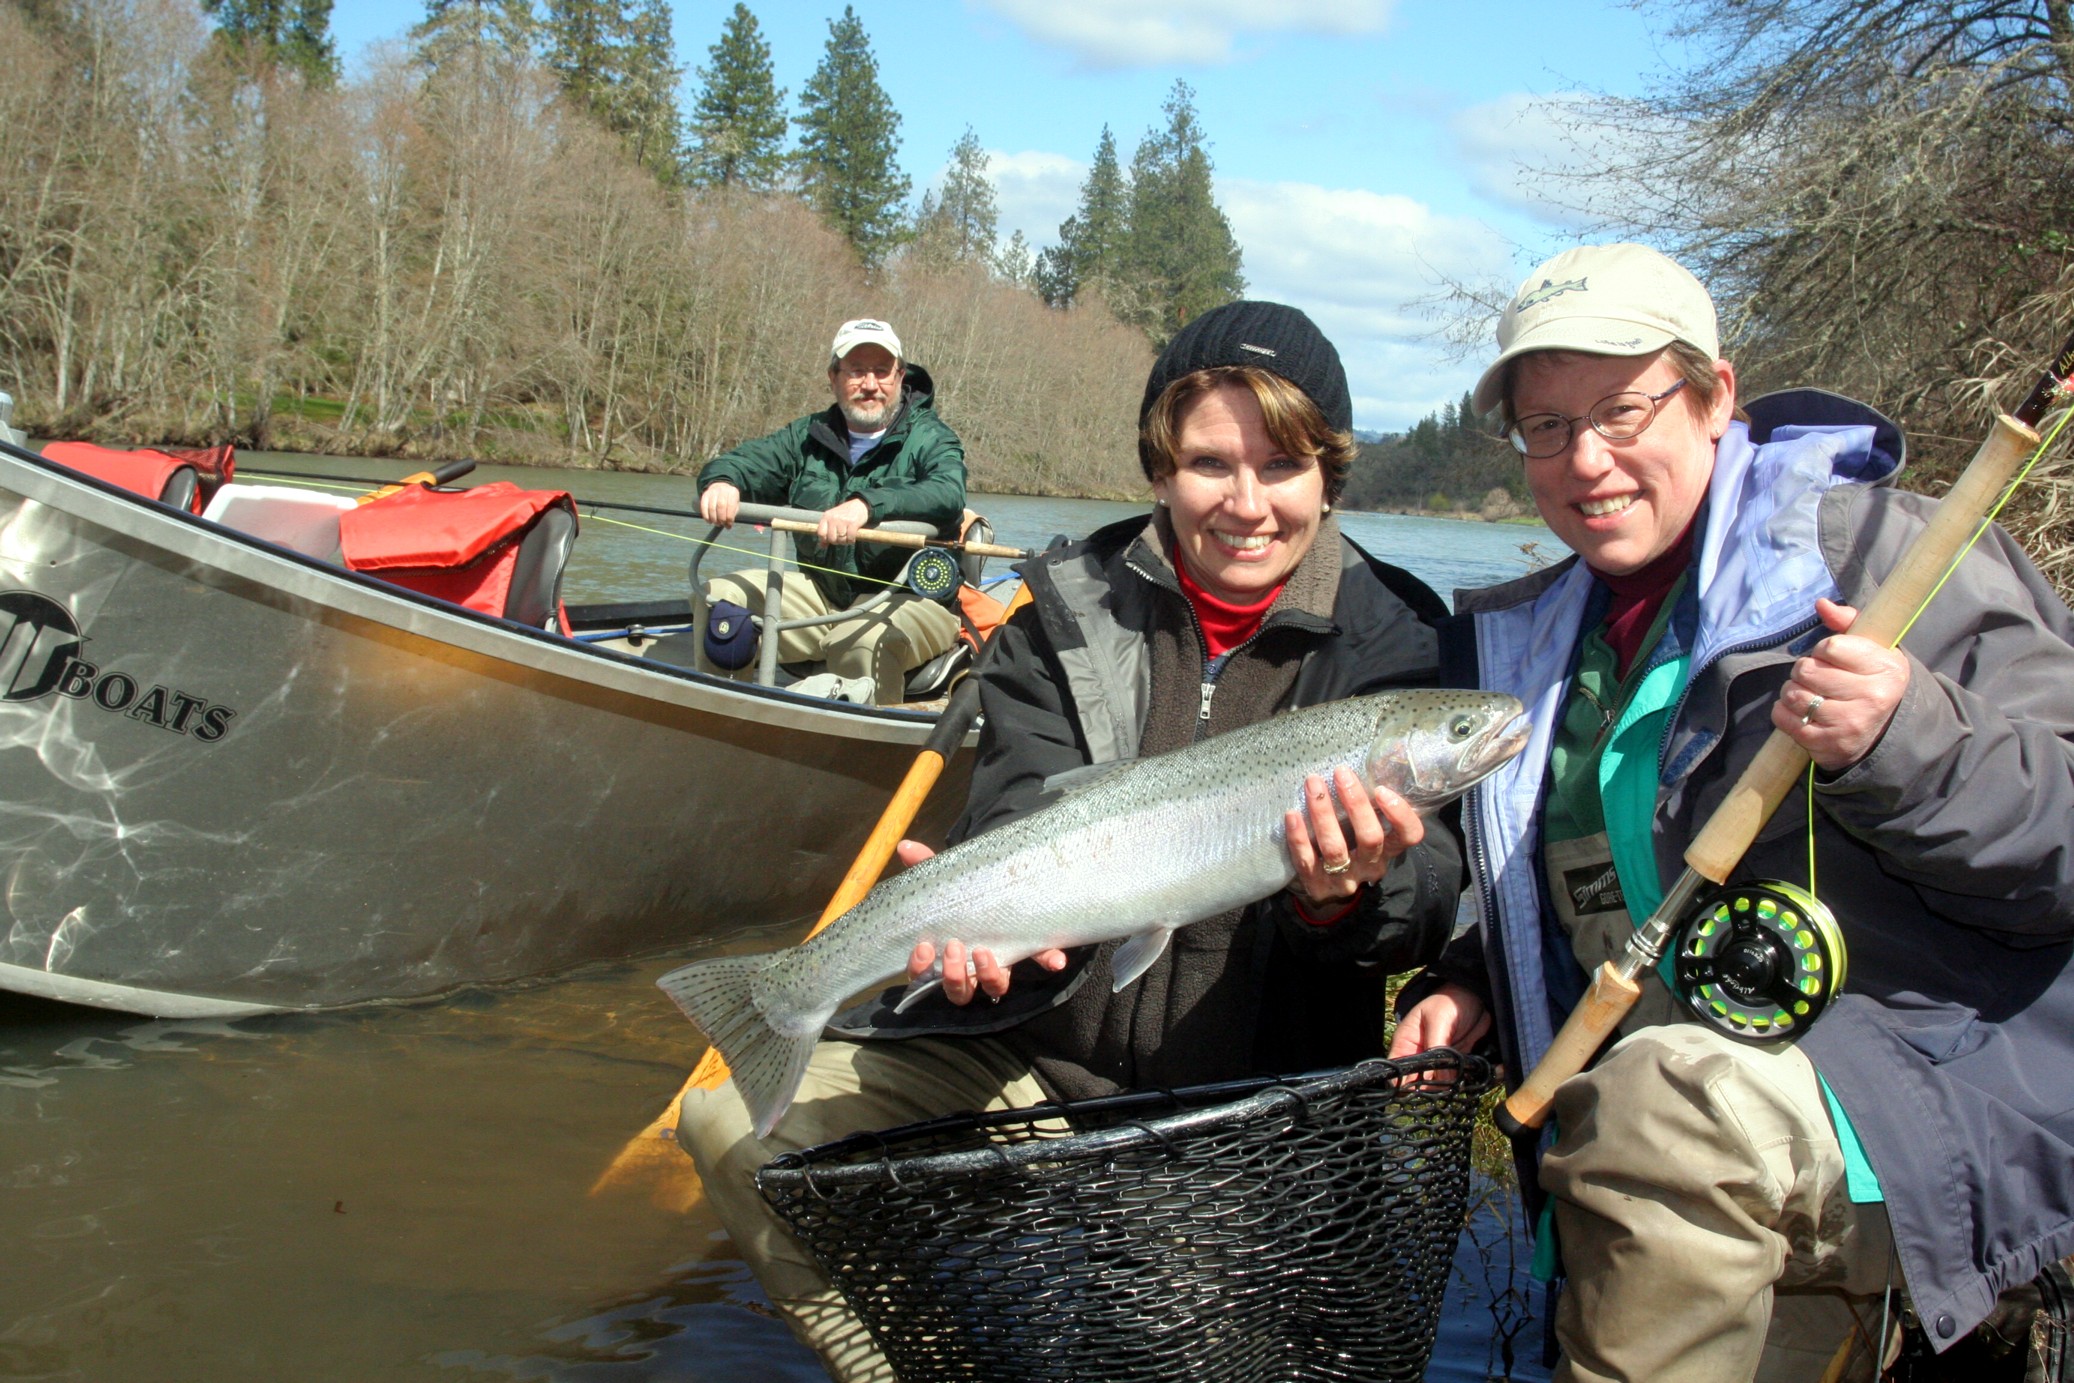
left=695, top=366, right=967, bottom=608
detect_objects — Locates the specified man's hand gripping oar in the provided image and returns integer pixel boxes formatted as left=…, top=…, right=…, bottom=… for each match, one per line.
left=1494, top=333, right=2074, bottom=1140
left=588, top=586, right=1029, bottom=1210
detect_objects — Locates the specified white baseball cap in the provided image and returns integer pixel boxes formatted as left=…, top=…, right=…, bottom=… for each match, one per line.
left=829, top=318, right=903, bottom=367
left=1471, top=244, right=1719, bottom=415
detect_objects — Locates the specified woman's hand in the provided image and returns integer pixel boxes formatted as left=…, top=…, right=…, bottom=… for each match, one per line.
left=896, top=839, right=1068, bottom=1005
left=1771, top=598, right=1910, bottom=772
left=1388, top=983, right=1492, bottom=1059
left=1284, top=765, right=1422, bottom=906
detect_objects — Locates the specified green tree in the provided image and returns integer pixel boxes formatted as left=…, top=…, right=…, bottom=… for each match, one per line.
left=995, top=229, right=1035, bottom=287
left=201, top=0, right=339, bottom=85
left=1119, top=82, right=1244, bottom=342
left=793, top=6, right=910, bottom=264
left=1036, top=125, right=1127, bottom=308
left=619, top=0, right=685, bottom=184
left=912, top=127, right=998, bottom=268
left=686, top=3, right=788, bottom=190
left=541, top=0, right=621, bottom=121
left=413, top=0, right=536, bottom=75
left=540, top=0, right=683, bottom=186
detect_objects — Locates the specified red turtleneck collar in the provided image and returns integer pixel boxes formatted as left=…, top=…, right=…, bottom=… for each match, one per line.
left=1593, top=519, right=1697, bottom=679
left=1175, top=559, right=1285, bottom=657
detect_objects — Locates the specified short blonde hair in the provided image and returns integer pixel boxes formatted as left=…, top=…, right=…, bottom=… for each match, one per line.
left=1139, top=366, right=1358, bottom=504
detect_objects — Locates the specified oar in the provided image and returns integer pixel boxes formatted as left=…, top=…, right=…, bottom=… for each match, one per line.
left=1495, top=333, right=2074, bottom=1138
left=353, top=459, right=476, bottom=504
left=589, top=587, right=1028, bottom=1209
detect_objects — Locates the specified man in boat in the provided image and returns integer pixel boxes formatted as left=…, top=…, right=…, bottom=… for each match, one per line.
left=694, top=318, right=965, bottom=705
left=1391, top=242, right=2074, bottom=1380
left=681, top=301, right=1466, bottom=1382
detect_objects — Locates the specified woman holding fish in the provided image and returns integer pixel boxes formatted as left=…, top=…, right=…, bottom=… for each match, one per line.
left=1391, top=243, right=2074, bottom=1381
left=675, top=300, right=1495, bottom=1382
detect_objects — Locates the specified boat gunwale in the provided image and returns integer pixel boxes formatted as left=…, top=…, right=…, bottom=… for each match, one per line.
left=0, top=441, right=964, bottom=749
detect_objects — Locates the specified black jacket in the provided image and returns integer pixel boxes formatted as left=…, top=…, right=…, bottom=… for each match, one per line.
left=833, top=511, right=1465, bottom=1101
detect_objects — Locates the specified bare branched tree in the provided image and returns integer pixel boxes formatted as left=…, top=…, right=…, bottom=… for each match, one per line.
left=1567, top=0, right=2074, bottom=592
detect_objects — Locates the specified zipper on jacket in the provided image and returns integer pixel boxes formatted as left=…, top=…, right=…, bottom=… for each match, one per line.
left=1124, top=554, right=1328, bottom=743
left=1655, top=614, right=1822, bottom=774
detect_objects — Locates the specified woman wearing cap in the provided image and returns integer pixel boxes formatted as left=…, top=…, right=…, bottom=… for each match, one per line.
left=1391, top=243, right=2074, bottom=1380
left=682, top=300, right=1465, bottom=1383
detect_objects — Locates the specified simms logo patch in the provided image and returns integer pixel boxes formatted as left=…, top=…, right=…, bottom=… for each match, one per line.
left=1563, top=861, right=1626, bottom=918
left=0, top=590, right=239, bottom=742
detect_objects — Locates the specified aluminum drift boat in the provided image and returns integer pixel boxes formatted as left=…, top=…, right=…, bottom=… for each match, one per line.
left=0, top=440, right=977, bottom=1017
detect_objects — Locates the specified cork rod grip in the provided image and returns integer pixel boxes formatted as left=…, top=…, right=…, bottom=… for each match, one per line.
left=1496, top=962, right=1643, bottom=1136
left=1682, top=412, right=2038, bottom=883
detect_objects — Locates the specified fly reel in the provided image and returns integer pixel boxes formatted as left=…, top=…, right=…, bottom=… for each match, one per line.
left=901, top=547, right=961, bottom=602
left=1670, top=881, right=1847, bottom=1042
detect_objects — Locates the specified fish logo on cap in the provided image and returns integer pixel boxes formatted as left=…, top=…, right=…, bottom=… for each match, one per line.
left=1515, top=276, right=1589, bottom=313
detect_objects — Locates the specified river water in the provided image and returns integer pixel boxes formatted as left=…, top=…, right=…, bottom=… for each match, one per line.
left=0, top=455, right=1560, bottom=1382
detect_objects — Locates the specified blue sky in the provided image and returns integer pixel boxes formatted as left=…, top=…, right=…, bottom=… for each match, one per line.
left=332, top=1, right=1672, bottom=431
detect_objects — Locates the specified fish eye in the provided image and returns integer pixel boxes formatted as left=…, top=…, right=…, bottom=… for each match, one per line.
left=1447, top=714, right=1475, bottom=741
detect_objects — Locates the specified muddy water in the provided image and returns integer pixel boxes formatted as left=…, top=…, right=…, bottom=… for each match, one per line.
left=0, top=460, right=1559, bottom=1381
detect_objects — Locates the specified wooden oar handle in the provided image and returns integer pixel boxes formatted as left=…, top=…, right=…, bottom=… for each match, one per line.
left=763, top=515, right=1028, bottom=559
left=1682, top=411, right=2038, bottom=883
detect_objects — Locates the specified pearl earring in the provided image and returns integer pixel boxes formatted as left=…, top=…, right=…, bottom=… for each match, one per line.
left=1322, top=503, right=1332, bottom=515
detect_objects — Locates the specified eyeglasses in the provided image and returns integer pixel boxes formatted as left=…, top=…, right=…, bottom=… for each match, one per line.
left=1507, top=379, right=1689, bottom=458
left=835, top=361, right=901, bottom=381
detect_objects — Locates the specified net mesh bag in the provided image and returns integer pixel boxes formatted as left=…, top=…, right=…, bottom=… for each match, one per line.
left=756, top=1050, right=1493, bottom=1382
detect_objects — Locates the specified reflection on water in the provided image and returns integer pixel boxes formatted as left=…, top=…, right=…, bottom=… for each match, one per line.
left=1, top=456, right=1561, bottom=1381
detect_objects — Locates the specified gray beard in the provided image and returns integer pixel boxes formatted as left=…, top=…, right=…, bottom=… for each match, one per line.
left=840, top=396, right=899, bottom=433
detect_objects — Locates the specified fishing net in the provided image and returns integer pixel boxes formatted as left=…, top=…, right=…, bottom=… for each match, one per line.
left=756, top=1050, right=1493, bottom=1383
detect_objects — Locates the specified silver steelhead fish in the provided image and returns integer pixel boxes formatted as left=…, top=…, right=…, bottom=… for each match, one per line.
left=658, top=689, right=1529, bottom=1136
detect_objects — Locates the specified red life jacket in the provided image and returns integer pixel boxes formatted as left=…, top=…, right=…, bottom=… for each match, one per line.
left=338, top=481, right=576, bottom=626
left=42, top=441, right=230, bottom=513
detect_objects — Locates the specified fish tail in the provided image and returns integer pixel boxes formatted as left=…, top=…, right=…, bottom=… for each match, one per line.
left=656, top=955, right=816, bottom=1139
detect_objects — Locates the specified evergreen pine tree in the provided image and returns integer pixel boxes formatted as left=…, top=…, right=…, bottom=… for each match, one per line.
left=912, top=128, right=998, bottom=268
left=995, top=229, right=1035, bottom=287
left=414, top=0, right=535, bottom=75
left=687, top=4, right=788, bottom=190
left=201, top=0, right=339, bottom=85
left=1036, top=125, right=1126, bottom=309
left=619, top=0, right=685, bottom=184
left=1120, top=82, right=1244, bottom=342
left=793, top=6, right=910, bottom=265
left=541, top=0, right=623, bottom=125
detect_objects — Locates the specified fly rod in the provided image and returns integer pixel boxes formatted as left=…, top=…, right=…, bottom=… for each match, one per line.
left=1495, top=332, right=2074, bottom=1138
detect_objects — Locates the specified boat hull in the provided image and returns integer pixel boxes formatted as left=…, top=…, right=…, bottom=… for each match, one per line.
left=0, top=451, right=970, bottom=1015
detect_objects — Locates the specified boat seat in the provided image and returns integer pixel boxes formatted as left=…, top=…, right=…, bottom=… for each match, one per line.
left=42, top=441, right=206, bottom=514
left=201, top=484, right=356, bottom=560
left=504, top=503, right=577, bottom=631
left=159, top=467, right=200, bottom=512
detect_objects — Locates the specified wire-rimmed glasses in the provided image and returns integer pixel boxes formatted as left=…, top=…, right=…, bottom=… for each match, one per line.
left=1507, top=379, right=1689, bottom=458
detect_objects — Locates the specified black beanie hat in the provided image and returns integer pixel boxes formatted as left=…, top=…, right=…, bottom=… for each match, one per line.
left=1138, top=300, right=1352, bottom=436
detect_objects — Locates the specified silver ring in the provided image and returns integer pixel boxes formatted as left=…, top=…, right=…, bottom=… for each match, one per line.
left=1320, top=856, right=1352, bottom=876
left=1799, top=694, right=1824, bottom=727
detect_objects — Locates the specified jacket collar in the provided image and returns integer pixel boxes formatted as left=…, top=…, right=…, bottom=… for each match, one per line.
left=1128, top=507, right=1344, bottom=630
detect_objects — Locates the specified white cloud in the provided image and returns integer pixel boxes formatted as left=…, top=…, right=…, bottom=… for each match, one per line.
left=1450, top=92, right=1649, bottom=228
left=973, top=0, right=1397, bottom=68
left=1220, top=178, right=1514, bottom=428
left=985, top=150, right=1086, bottom=249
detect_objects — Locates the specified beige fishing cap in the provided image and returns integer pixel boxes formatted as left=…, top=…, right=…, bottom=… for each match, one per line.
left=830, top=318, right=904, bottom=368
left=1471, top=243, right=1720, bottom=415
